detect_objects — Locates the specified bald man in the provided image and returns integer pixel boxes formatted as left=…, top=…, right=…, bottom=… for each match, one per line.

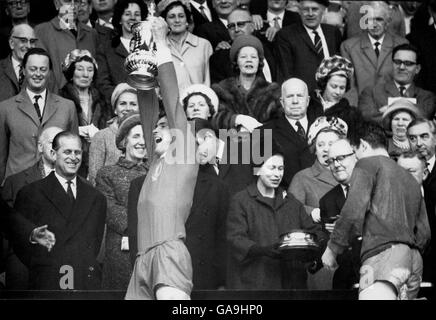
left=261, top=78, right=322, bottom=188
left=0, top=23, right=37, bottom=102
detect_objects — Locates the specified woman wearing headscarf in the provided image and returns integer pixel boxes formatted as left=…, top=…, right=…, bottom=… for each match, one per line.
left=96, top=111, right=148, bottom=290
left=60, top=49, right=110, bottom=177
left=212, top=35, right=281, bottom=132
left=88, top=83, right=139, bottom=185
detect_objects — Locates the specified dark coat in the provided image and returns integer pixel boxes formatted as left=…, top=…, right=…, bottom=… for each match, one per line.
left=13, top=172, right=106, bottom=290
left=0, top=56, right=19, bottom=102
left=274, top=22, right=342, bottom=91
left=127, top=165, right=230, bottom=290
left=96, top=40, right=129, bottom=105
left=190, top=0, right=218, bottom=32
left=211, top=76, right=281, bottom=130
left=95, top=157, right=148, bottom=290
left=423, top=161, right=436, bottom=283
left=195, top=19, right=230, bottom=50
left=226, top=183, right=325, bottom=289
left=261, top=103, right=322, bottom=189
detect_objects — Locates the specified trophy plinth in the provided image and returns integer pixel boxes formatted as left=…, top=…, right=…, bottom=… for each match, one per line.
left=124, top=3, right=158, bottom=90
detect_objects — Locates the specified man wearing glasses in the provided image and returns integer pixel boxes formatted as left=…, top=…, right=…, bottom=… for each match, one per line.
left=34, top=0, right=97, bottom=90
left=322, top=121, right=430, bottom=299
left=359, top=43, right=436, bottom=124
left=0, top=23, right=37, bottom=102
left=319, top=139, right=360, bottom=289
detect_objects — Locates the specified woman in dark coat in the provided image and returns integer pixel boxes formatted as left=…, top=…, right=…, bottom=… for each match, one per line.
left=95, top=112, right=148, bottom=290
left=212, top=35, right=281, bottom=131
left=226, top=146, right=325, bottom=290
left=60, top=49, right=111, bottom=177
left=96, top=0, right=148, bottom=104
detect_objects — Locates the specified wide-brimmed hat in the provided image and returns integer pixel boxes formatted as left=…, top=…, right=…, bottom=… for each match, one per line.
left=315, top=55, right=354, bottom=84
left=381, top=99, right=421, bottom=131
left=116, top=111, right=142, bottom=151
left=229, top=35, right=264, bottom=64
left=180, top=84, right=219, bottom=115
left=307, top=116, right=348, bottom=145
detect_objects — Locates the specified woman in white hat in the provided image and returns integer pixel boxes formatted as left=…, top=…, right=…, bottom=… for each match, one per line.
left=180, top=84, right=219, bottom=121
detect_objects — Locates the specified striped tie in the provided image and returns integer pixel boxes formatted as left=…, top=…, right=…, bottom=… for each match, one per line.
left=313, top=30, right=324, bottom=59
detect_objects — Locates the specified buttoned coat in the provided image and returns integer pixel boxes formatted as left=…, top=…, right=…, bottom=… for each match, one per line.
left=13, top=172, right=106, bottom=290
left=358, top=78, right=436, bottom=123
left=0, top=90, right=78, bottom=184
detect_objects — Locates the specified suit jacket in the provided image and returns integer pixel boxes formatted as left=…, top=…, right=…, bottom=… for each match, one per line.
left=13, top=172, right=106, bottom=290
left=128, top=165, right=230, bottom=289
left=408, top=25, right=436, bottom=95
left=0, top=57, right=20, bottom=102
left=358, top=78, right=436, bottom=123
left=258, top=10, right=301, bottom=28
left=340, top=32, right=408, bottom=100
left=96, top=40, right=129, bottom=105
left=274, top=22, right=342, bottom=91
left=1, top=160, right=45, bottom=207
left=195, top=19, right=230, bottom=50
left=261, top=104, right=322, bottom=188
left=0, top=90, right=78, bottom=184
left=190, top=0, right=218, bottom=32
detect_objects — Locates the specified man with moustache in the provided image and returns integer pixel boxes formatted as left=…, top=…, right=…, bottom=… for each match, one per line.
left=0, top=23, right=37, bottom=102
left=0, top=48, right=78, bottom=185
left=12, top=131, right=106, bottom=290
left=319, top=139, right=360, bottom=289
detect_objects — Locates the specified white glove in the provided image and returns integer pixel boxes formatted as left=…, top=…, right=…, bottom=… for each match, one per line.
left=235, top=115, right=262, bottom=133
left=311, top=208, right=321, bottom=223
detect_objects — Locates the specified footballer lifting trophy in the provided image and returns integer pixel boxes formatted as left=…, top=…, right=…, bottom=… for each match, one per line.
left=124, top=1, right=158, bottom=90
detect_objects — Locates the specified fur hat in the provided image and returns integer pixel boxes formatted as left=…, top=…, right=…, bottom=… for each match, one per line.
left=116, top=111, right=142, bottom=151
left=229, top=35, right=264, bottom=64
left=111, top=83, right=137, bottom=110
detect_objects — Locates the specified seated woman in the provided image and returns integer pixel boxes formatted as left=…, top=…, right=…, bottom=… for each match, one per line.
left=381, top=99, right=421, bottom=160
left=95, top=111, right=148, bottom=290
left=158, top=0, right=213, bottom=93
left=312, top=55, right=364, bottom=141
left=289, top=116, right=348, bottom=290
left=212, top=35, right=281, bottom=132
left=180, top=84, right=219, bottom=121
left=60, top=49, right=110, bottom=178
left=226, top=141, right=325, bottom=290
left=88, top=83, right=139, bottom=185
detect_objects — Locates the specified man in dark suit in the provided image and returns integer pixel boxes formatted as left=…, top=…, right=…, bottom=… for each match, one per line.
left=407, top=118, right=436, bottom=284
left=358, top=43, right=436, bottom=123
left=128, top=165, right=230, bottom=290
left=1, top=126, right=62, bottom=290
left=261, top=77, right=322, bottom=188
left=274, top=0, right=342, bottom=91
left=319, top=138, right=359, bottom=289
left=195, top=0, right=238, bottom=50
left=0, top=23, right=37, bottom=102
left=209, top=8, right=277, bottom=84
left=189, top=0, right=218, bottom=31
left=0, top=48, right=78, bottom=184
left=90, top=0, right=115, bottom=46
left=408, top=0, right=436, bottom=95
left=12, top=131, right=106, bottom=290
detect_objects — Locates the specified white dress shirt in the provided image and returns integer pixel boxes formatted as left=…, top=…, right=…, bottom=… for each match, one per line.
left=286, top=116, right=309, bottom=135
left=54, top=171, right=77, bottom=198
left=26, top=88, right=47, bottom=115
left=98, top=18, right=114, bottom=29
left=427, top=155, right=435, bottom=174
left=11, top=55, right=21, bottom=81
left=190, top=0, right=212, bottom=22
left=368, top=34, right=385, bottom=52
left=267, top=10, right=285, bottom=28
left=43, top=163, right=54, bottom=177
left=303, top=24, right=330, bottom=58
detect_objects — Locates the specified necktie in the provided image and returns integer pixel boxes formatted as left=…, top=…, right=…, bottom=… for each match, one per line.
left=296, top=121, right=306, bottom=139
left=66, top=180, right=75, bottom=204
left=199, top=5, right=208, bottom=21
left=70, top=28, right=78, bottom=38
left=33, top=95, right=42, bottom=121
left=18, top=64, right=24, bottom=88
left=399, top=86, right=406, bottom=97
left=273, top=16, right=281, bottom=29
left=374, top=41, right=380, bottom=58
left=344, top=184, right=350, bottom=198
left=313, top=30, right=324, bottom=59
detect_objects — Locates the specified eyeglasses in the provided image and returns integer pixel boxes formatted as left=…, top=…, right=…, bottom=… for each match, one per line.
left=12, top=36, right=38, bottom=45
left=393, top=59, right=417, bottom=67
left=6, top=0, right=28, bottom=7
left=327, top=152, right=354, bottom=166
left=227, top=20, right=252, bottom=30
